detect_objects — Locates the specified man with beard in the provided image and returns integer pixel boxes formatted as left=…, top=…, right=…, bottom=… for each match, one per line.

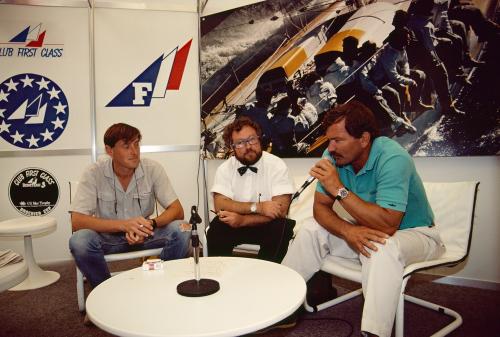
left=69, top=123, right=191, bottom=289
left=282, top=101, right=445, bottom=337
left=206, top=117, right=295, bottom=263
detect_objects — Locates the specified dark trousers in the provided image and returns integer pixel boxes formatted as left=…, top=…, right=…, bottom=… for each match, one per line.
left=408, top=43, right=452, bottom=109
left=436, top=31, right=464, bottom=79
left=390, top=69, right=427, bottom=112
left=206, top=217, right=295, bottom=263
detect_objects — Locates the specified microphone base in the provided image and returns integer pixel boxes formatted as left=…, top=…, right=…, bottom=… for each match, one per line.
left=177, top=279, right=220, bottom=297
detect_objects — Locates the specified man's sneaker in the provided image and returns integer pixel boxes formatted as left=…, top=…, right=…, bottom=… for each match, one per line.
left=253, top=310, right=298, bottom=334
left=306, top=270, right=338, bottom=307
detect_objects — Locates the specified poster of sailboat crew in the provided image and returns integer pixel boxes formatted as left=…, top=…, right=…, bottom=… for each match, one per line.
left=200, top=0, right=499, bottom=159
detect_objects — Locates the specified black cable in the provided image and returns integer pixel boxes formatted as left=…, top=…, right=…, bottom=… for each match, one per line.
left=199, top=118, right=212, bottom=242
left=134, top=169, right=142, bottom=214
left=196, top=140, right=202, bottom=210
left=271, top=184, right=301, bottom=262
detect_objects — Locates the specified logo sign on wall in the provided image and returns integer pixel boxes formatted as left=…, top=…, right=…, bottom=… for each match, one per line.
left=0, top=73, right=69, bottom=149
left=107, top=39, right=192, bottom=107
left=9, top=167, right=59, bottom=216
left=0, top=23, right=64, bottom=59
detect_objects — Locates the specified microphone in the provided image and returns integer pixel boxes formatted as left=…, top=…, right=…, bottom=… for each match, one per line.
left=177, top=206, right=220, bottom=297
left=291, top=176, right=316, bottom=202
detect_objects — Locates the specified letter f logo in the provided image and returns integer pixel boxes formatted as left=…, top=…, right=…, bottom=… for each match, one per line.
left=106, top=39, right=192, bottom=107
left=132, top=83, right=153, bottom=105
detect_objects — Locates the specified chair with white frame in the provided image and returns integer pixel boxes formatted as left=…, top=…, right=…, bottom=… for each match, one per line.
left=299, top=181, right=480, bottom=337
left=69, top=181, right=205, bottom=312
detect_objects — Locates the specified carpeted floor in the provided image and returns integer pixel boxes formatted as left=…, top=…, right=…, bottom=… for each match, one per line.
left=0, top=259, right=499, bottom=337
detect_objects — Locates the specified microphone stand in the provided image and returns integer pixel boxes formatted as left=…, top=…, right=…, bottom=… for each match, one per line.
left=177, top=206, right=220, bottom=297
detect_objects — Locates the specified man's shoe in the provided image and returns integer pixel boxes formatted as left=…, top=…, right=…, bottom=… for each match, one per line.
left=306, top=270, right=337, bottom=307
left=253, top=310, right=298, bottom=334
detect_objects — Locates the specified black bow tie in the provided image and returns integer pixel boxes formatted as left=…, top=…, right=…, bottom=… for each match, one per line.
left=237, top=166, right=258, bottom=176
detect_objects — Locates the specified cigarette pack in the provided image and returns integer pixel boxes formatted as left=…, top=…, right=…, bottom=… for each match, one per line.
left=142, top=258, right=163, bottom=270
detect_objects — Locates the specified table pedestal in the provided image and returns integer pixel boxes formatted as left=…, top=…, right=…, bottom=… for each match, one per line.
left=9, top=235, right=60, bottom=291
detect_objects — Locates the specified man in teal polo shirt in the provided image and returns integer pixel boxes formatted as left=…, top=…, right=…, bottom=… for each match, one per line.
left=282, top=100, right=445, bottom=337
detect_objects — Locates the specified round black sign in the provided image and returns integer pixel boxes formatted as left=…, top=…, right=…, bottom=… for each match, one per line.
left=9, top=167, right=59, bottom=216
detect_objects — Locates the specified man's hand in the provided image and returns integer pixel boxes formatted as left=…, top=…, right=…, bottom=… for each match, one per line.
left=218, top=210, right=244, bottom=228
left=125, top=231, right=145, bottom=245
left=122, top=217, right=154, bottom=238
left=259, top=200, right=282, bottom=219
left=310, top=158, right=342, bottom=196
left=343, top=225, right=389, bottom=258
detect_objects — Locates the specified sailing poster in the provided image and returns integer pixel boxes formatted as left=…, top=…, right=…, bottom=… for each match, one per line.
left=200, top=0, right=499, bottom=158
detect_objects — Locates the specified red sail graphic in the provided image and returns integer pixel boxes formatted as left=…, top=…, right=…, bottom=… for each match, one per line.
left=166, top=39, right=192, bottom=90
left=26, top=31, right=46, bottom=47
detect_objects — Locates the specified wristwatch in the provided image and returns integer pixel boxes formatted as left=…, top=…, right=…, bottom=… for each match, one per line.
left=250, top=202, right=257, bottom=214
left=335, top=187, right=349, bottom=201
left=150, top=218, right=157, bottom=229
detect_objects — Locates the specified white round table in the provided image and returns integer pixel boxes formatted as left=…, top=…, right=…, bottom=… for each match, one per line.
left=0, top=259, right=28, bottom=292
left=86, top=256, right=306, bottom=337
left=0, top=216, right=60, bottom=290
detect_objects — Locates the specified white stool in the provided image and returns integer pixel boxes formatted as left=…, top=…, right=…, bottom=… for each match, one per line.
left=0, top=217, right=60, bottom=290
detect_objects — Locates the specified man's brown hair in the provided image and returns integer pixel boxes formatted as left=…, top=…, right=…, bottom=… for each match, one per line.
left=222, top=116, right=262, bottom=149
left=103, top=123, right=142, bottom=148
left=322, top=100, right=380, bottom=142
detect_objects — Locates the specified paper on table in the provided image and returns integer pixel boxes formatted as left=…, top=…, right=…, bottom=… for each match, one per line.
left=0, top=249, right=24, bottom=268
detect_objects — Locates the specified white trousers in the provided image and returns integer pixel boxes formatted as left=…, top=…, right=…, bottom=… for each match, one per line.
left=282, top=217, right=445, bottom=337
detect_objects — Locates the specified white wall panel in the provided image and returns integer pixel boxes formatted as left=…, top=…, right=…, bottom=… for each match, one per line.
left=0, top=5, right=91, bottom=151
left=93, top=7, right=200, bottom=150
left=0, top=155, right=92, bottom=263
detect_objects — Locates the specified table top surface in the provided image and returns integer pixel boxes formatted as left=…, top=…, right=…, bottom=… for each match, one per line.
left=0, top=260, right=28, bottom=292
left=0, top=216, right=57, bottom=236
left=86, top=256, right=306, bottom=337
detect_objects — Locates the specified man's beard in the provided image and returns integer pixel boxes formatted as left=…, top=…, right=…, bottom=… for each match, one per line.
left=236, top=148, right=262, bottom=166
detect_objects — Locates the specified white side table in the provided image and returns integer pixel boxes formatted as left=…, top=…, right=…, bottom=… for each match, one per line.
left=0, top=217, right=60, bottom=290
left=87, top=256, right=306, bottom=337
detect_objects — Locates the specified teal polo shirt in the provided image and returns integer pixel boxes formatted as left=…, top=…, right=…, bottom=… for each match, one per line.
left=317, top=136, right=433, bottom=230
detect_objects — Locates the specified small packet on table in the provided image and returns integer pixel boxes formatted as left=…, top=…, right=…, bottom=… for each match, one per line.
left=142, top=258, right=163, bottom=271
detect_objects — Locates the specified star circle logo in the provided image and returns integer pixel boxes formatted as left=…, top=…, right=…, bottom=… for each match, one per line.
left=0, top=73, right=69, bottom=149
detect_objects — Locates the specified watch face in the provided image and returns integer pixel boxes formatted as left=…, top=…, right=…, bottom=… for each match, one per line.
left=250, top=203, right=257, bottom=213
left=337, top=188, right=349, bottom=200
